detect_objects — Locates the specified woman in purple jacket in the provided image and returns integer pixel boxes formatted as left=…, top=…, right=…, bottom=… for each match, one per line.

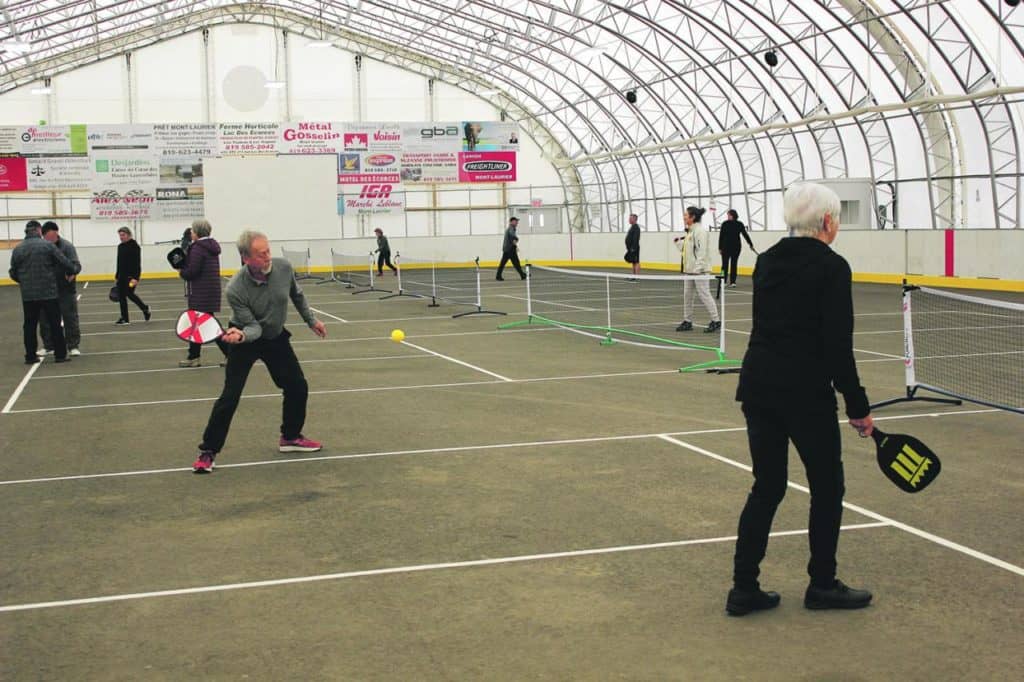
left=178, top=219, right=228, bottom=367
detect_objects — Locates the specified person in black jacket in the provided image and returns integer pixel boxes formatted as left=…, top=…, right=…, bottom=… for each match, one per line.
left=495, top=217, right=526, bottom=281
left=718, top=209, right=755, bottom=287
left=726, top=182, right=874, bottom=617
left=624, top=213, right=641, bottom=279
left=114, top=226, right=150, bottom=325
left=372, top=228, right=397, bottom=276
left=9, top=220, right=74, bottom=364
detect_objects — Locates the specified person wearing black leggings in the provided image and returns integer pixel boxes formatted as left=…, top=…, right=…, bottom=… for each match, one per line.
left=718, top=209, right=755, bottom=287
left=114, top=226, right=150, bottom=325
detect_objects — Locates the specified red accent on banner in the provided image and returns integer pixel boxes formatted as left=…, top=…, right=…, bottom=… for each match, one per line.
left=0, top=157, right=28, bottom=191
left=944, top=229, right=955, bottom=277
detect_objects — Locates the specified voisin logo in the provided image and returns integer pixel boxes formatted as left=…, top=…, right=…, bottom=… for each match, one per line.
left=463, top=161, right=512, bottom=172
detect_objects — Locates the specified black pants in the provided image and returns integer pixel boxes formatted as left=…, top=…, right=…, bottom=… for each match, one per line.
left=22, top=299, right=67, bottom=361
left=200, top=329, right=308, bottom=454
left=188, top=338, right=230, bottom=361
left=40, top=289, right=80, bottom=351
left=733, top=402, right=845, bottom=590
left=496, top=250, right=525, bottom=279
left=117, top=278, right=148, bottom=320
left=721, top=250, right=740, bottom=284
left=377, top=251, right=396, bottom=275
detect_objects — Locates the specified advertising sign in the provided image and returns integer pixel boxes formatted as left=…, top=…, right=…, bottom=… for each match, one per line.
left=88, top=125, right=158, bottom=220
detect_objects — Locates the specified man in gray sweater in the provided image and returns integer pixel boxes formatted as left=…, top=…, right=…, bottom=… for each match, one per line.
left=8, top=220, right=75, bottom=364
left=192, top=230, right=328, bottom=473
left=39, top=221, right=83, bottom=356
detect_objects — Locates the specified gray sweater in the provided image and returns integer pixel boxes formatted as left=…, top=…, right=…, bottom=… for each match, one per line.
left=226, top=258, right=318, bottom=343
left=54, top=237, right=82, bottom=292
left=8, top=233, right=74, bottom=301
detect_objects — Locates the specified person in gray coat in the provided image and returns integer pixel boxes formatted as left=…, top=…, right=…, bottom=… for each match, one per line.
left=38, top=221, right=83, bottom=356
left=8, top=220, right=75, bottom=364
left=178, top=219, right=228, bottom=368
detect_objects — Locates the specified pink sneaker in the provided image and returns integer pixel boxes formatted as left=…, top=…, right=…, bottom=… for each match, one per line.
left=192, top=450, right=215, bottom=473
left=279, top=435, right=322, bottom=453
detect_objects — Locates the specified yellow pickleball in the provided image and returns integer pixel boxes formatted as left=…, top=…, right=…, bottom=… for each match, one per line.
left=390, top=329, right=405, bottom=343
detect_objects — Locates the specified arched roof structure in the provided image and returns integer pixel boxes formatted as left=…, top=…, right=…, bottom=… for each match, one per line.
left=2, top=0, right=1021, bottom=230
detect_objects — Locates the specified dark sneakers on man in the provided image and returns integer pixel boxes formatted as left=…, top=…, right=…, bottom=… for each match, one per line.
left=804, top=580, right=872, bottom=610
left=24, top=356, right=40, bottom=365
left=704, top=320, right=722, bottom=333
left=192, top=450, right=216, bottom=473
left=279, top=435, right=323, bottom=453
left=495, top=275, right=505, bottom=281
left=143, top=307, right=152, bottom=322
left=675, top=320, right=693, bottom=332
left=115, top=318, right=130, bottom=325
left=726, top=587, right=781, bottom=616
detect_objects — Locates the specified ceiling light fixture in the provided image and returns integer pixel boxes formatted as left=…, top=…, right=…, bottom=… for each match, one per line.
left=264, top=80, right=287, bottom=89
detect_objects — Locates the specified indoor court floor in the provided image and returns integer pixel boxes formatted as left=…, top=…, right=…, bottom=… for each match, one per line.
left=1, top=269, right=1021, bottom=680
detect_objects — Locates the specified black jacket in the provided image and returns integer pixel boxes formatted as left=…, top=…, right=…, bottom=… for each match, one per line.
left=719, top=219, right=754, bottom=253
left=116, top=239, right=142, bottom=281
left=625, top=224, right=640, bottom=253
left=736, top=237, right=869, bottom=418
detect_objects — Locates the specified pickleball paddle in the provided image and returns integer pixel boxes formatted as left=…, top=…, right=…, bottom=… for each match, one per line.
left=175, top=310, right=225, bottom=345
left=870, top=427, right=941, bottom=493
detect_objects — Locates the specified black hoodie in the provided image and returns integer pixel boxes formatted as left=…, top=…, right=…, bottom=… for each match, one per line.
left=736, top=237, right=869, bottom=419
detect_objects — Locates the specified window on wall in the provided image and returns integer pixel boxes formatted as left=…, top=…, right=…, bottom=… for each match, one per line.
left=840, top=200, right=860, bottom=226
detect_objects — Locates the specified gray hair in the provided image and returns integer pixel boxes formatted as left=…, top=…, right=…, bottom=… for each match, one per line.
left=236, top=230, right=268, bottom=258
left=117, top=226, right=132, bottom=238
left=191, top=219, right=212, bottom=238
left=784, top=182, right=840, bottom=237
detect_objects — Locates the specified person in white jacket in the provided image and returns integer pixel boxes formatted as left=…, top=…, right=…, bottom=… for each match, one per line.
left=672, top=206, right=721, bottom=333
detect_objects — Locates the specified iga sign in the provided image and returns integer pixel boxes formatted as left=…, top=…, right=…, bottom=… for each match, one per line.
left=342, top=183, right=404, bottom=215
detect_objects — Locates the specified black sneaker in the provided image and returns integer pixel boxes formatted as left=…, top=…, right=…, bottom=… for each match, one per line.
left=495, top=275, right=504, bottom=281
left=704, top=320, right=722, bottom=333
left=24, top=356, right=40, bottom=365
left=726, top=587, right=781, bottom=616
left=54, top=356, right=70, bottom=363
left=804, top=580, right=872, bottom=610
left=115, top=318, right=130, bottom=325
left=675, top=321, right=693, bottom=332
left=143, top=307, right=152, bottom=322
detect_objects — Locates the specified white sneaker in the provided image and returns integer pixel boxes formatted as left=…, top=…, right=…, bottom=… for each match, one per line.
left=69, top=348, right=81, bottom=356
left=36, top=349, right=53, bottom=356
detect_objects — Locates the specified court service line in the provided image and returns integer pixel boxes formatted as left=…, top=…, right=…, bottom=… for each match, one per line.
left=1, top=359, right=44, bottom=414
left=657, top=435, right=1024, bottom=578
left=0, top=409, right=997, bottom=486
left=400, top=340, right=513, bottom=382
left=310, top=306, right=348, bottom=323
left=0, top=522, right=887, bottom=613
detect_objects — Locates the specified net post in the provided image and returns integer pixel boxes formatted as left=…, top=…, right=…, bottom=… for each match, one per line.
left=525, top=263, right=532, bottom=320
left=718, top=273, right=726, bottom=355
left=474, top=257, right=483, bottom=311
left=396, top=252, right=403, bottom=294
left=601, top=274, right=615, bottom=345
left=368, top=251, right=375, bottom=290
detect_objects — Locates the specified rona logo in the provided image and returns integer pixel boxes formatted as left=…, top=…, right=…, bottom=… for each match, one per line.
left=359, top=184, right=393, bottom=199
left=420, top=126, right=459, bottom=138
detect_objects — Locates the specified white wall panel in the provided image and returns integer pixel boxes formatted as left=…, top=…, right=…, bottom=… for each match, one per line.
left=53, top=58, right=124, bottom=124
left=135, top=32, right=204, bottom=123
left=209, top=24, right=279, bottom=123
left=289, top=38, right=355, bottom=122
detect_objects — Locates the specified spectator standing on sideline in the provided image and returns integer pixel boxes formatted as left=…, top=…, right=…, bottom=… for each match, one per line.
left=719, top=209, right=756, bottom=287
left=178, top=219, right=228, bottom=368
left=725, top=182, right=874, bottom=616
left=192, top=230, right=327, bottom=473
left=8, top=220, right=74, bottom=364
left=373, top=228, right=397, bottom=276
left=624, top=213, right=641, bottom=279
left=673, top=206, right=720, bottom=333
left=496, top=216, right=526, bottom=281
left=114, top=226, right=150, bottom=325
left=38, top=221, right=83, bottom=357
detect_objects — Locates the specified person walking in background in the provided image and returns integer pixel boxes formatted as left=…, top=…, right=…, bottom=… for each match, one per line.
left=192, top=230, right=327, bottom=473
left=496, top=216, right=526, bottom=281
left=373, top=227, right=397, bottom=276
left=719, top=209, right=756, bottom=287
left=726, top=182, right=874, bottom=617
left=8, top=220, right=74, bottom=364
left=178, top=219, right=228, bottom=368
left=624, top=213, right=641, bottom=280
left=673, top=206, right=720, bottom=333
left=38, top=221, right=83, bottom=357
left=114, top=226, right=150, bottom=325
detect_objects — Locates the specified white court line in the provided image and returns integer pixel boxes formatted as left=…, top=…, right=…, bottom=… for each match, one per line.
left=657, top=435, right=1024, bottom=578
left=2, top=358, right=44, bottom=414
left=83, top=282, right=89, bottom=289
left=722, top=327, right=903, bottom=359
left=0, top=522, right=887, bottom=613
left=400, top=340, right=513, bottom=382
left=0, top=409, right=997, bottom=486
left=310, top=306, right=347, bottom=323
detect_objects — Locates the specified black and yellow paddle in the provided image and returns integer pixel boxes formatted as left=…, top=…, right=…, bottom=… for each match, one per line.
left=866, top=428, right=942, bottom=493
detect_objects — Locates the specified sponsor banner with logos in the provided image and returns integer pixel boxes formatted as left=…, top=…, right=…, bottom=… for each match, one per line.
left=0, top=127, right=21, bottom=155
left=26, top=156, right=92, bottom=190
left=461, top=121, right=520, bottom=152
left=399, top=122, right=461, bottom=183
left=278, top=121, right=343, bottom=155
left=88, top=125, right=159, bottom=220
left=217, top=122, right=279, bottom=155
left=338, top=123, right=402, bottom=184
left=342, top=183, right=405, bottom=215
left=152, top=124, right=216, bottom=219
left=0, top=157, right=28, bottom=191
left=19, top=124, right=88, bottom=156
left=458, top=151, right=517, bottom=183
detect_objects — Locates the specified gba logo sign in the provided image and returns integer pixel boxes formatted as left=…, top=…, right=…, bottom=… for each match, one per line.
left=420, top=126, right=459, bottom=139
left=463, top=161, right=512, bottom=172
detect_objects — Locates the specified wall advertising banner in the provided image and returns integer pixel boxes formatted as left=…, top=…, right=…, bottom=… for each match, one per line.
left=337, top=123, right=402, bottom=184
left=25, top=156, right=92, bottom=190
left=217, top=122, right=279, bottom=155
left=0, top=127, right=21, bottom=155
left=342, top=182, right=404, bottom=215
left=399, top=122, right=461, bottom=183
left=278, top=121, right=343, bottom=155
left=88, top=125, right=158, bottom=220
left=0, top=157, right=28, bottom=191
left=462, top=121, right=520, bottom=151
left=152, top=124, right=217, bottom=219
left=458, top=151, right=517, bottom=183
left=19, top=124, right=88, bottom=156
